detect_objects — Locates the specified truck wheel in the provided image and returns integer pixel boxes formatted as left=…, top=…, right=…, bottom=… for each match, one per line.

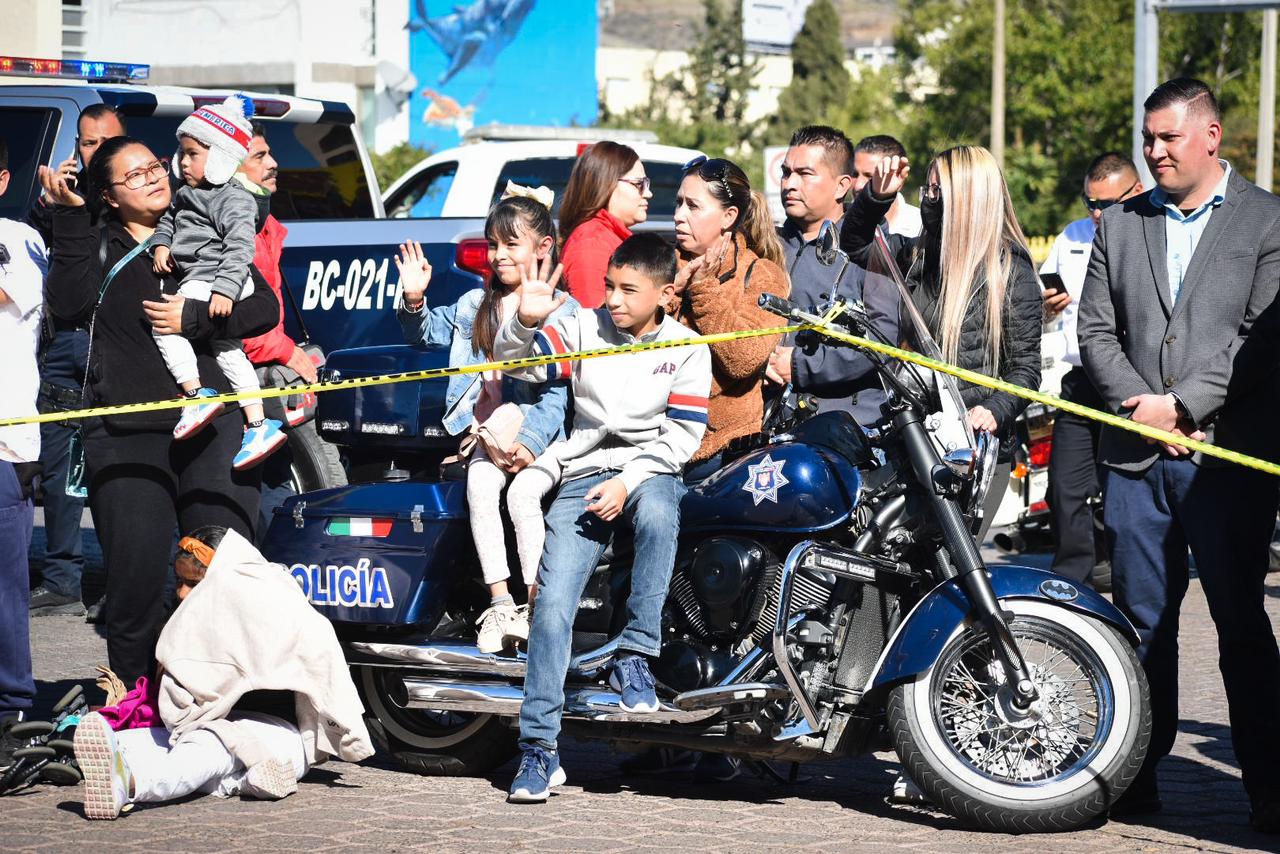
left=288, top=421, right=347, bottom=492
left=887, top=600, right=1150, bottom=832
left=357, top=666, right=517, bottom=776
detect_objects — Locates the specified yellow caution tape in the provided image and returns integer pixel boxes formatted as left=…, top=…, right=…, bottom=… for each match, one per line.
left=2, top=304, right=1276, bottom=477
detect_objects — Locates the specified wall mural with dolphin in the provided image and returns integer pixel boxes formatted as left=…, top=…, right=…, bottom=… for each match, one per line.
left=407, top=0, right=598, bottom=149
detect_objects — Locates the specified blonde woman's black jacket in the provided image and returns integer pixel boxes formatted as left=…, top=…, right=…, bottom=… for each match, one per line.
left=840, top=186, right=1042, bottom=438
left=45, top=206, right=278, bottom=431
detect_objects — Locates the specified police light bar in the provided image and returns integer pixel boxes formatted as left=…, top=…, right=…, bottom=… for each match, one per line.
left=0, top=56, right=150, bottom=83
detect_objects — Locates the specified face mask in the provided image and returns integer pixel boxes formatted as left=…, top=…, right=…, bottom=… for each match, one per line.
left=920, top=197, right=943, bottom=233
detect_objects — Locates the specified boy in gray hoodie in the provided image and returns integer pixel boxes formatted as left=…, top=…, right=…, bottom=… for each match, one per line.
left=151, top=95, right=285, bottom=470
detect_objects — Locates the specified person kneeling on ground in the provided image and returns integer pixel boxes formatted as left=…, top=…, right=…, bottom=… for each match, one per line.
left=494, top=234, right=712, bottom=803
left=74, top=525, right=374, bottom=819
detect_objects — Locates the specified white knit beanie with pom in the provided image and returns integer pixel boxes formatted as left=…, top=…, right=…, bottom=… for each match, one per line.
left=174, top=94, right=254, bottom=186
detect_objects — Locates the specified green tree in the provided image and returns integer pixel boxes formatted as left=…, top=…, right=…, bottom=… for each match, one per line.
left=600, top=0, right=763, bottom=181
left=769, top=0, right=853, bottom=142
left=894, top=0, right=1134, bottom=235
left=369, top=141, right=432, bottom=195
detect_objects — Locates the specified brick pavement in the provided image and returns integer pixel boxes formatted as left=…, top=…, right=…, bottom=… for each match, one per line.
left=5, top=543, right=1280, bottom=852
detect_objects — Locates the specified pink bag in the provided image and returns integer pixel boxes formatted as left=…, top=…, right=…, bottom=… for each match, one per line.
left=458, top=402, right=526, bottom=468
left=96, top=676, right=160, bottom=731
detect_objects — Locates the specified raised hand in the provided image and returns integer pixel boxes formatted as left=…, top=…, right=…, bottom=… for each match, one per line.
left=394, top=240, right=433, bottom=309
left=870, top=155, right=910, bottom=202
left=516, top=254, right=566, bottom=327
left=37, top=165, right=85, bottom=208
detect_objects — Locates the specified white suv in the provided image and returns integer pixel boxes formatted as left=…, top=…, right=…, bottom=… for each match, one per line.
left=382, top=134, right=703, bottom=220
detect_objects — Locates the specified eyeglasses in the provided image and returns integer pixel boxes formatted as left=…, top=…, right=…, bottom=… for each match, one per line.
left=110, top=159, right=169, bottom=190
left=683, top=154, right=732, bottom=187
left=920, top=183, right=942, bottom=204
left=619, top=176, right=651, bottom=194
left=1082, top=179, right=1139, bottom=212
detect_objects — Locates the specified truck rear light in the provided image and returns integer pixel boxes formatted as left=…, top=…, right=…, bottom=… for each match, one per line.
left=1028, top=436, right=1053, bottom=469
left=1029, top=500, right=1050, bottom=515
left=576, top=142, right=592, bottom=157
left=455, top=240, right=491, bottom=279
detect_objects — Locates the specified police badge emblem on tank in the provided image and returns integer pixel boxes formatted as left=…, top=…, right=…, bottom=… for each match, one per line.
left=742, top=454, right=790, bottom=505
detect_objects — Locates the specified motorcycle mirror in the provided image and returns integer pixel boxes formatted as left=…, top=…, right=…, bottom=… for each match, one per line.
left=815, top=220, right=840, bottom=266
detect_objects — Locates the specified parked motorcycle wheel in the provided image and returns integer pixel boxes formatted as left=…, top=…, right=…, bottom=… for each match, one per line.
left=357, top=666, right=516, bottom=776
left=288, top=421, right=347, bottom=492
left=887, top=600, right=1150, bottom=832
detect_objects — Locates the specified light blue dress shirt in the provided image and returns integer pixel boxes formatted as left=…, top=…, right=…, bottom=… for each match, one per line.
left=1149, top=160, right=1231, bottom=305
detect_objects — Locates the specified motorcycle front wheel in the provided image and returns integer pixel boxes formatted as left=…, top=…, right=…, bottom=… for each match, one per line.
left=887, top=599, right=1150, bottom=832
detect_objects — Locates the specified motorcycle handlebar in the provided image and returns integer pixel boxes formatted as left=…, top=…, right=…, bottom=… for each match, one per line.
left=758, top=293, right=799, bottom=319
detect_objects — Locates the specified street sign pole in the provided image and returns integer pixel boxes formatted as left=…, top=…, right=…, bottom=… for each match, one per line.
left=1134, top=0, right=1160, bottom=187
left=1259, top=8, right=1277, bottom=190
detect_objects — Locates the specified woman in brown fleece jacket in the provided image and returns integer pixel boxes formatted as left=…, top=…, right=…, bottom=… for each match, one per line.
left=670, top=156, right=791, bottom=478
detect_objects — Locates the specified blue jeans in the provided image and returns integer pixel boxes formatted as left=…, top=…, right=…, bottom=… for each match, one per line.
left=1105, top=458, right=1280, bottom=804
left=1, top=462, right=36, bottom=712
left=36, top=413, right=85, bottom=599
left=519, top=471, right=683, bottom=749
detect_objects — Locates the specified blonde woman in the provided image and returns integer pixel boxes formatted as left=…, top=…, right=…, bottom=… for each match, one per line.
left=841, top=145, right=1041, bottom=436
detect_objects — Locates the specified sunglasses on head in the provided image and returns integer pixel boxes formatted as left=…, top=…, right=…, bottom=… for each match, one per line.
left=683, top=154, right=732, bottom=185
left=1082, top=178, right=1139, bottom=212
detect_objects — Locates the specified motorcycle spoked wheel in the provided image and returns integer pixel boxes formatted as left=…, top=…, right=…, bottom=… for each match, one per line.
left=887, top=600, right=1151, bottom=833
left=358, top=666, right=517, bottom=776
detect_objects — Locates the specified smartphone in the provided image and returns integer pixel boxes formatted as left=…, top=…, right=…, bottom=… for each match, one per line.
left=1041, top=272, right=1065, bottom=296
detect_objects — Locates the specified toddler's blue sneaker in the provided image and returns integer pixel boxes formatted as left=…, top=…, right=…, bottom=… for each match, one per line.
left=233, top=418, right=287, bottom=470
left=173, top=387, right=224, bottom=440
left=609, top=654, right=659, bottom=713
left=507, top=742, right=565, bottom=803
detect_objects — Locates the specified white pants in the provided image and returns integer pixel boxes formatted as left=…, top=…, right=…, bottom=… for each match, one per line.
left=467, top=446, right=560, bottom=587
left=115, top=712, right=308, bottom=803
left=153, top=277, right=262, bottom=409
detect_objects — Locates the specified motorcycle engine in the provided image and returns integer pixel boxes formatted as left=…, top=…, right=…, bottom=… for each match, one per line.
left=684, top=537, right=767, bottom=638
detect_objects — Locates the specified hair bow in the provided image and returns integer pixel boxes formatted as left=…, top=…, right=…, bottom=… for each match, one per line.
left=501, top=180, right=555, bottom=210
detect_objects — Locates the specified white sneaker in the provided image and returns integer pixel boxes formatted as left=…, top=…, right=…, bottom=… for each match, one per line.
left=242, top=756, right=298, bottom=800
left=173, top=387, right=224, bottom=440
left=476, top=601, right=530, bottom=654
left=74, top=712, right=134, bottom=819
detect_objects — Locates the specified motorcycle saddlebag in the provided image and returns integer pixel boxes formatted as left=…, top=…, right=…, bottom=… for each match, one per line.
left=317, top=344, right=457, bottom=452
left=260, top=480, right=472, bottom=627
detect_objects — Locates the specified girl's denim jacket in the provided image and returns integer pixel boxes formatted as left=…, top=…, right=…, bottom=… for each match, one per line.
left=397, top=287, right=578, bottom=456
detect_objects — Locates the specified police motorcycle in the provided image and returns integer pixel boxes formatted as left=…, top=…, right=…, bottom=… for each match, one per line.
left=261, top=225, right=1150, bottom=833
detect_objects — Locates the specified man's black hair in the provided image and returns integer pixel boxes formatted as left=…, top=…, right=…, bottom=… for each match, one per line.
left=854, top=134, right=908, bottom=162
left=77, top=103, right=127, bottom=134
left=609, top=233, right=678, bottom=286
left=1085, top=152, right=1139, bottom=185
left=251, top=120, right=268, bottom=139
left=789, top=125, right=855, bottom=175
left=0, top=137, right=8, bottom=172
left=1144, top=77, right=1221, bottom=123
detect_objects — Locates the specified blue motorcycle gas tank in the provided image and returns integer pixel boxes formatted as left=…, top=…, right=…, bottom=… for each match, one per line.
left=682, top=442, right=862, bottom=534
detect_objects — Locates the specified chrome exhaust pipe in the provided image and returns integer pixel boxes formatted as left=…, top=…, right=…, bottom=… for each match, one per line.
left=351, top=636, right=620, bottom=680
left=399, top=676, right=721, bottom=724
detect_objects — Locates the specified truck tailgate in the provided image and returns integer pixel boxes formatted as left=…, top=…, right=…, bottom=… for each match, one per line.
left=278, top=217, right=487, bottom=350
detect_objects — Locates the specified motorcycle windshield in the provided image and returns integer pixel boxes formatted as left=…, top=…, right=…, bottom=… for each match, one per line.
left=862, top=231, right=976, bottom=455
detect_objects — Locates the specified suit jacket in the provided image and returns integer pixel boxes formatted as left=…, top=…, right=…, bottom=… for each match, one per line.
left=1078, top=167, right=1280, bottom=472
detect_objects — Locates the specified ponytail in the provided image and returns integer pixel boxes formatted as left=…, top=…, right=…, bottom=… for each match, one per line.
left=740, top=190, right=785, bottom=267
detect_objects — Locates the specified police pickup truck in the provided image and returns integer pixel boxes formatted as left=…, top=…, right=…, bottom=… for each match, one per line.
left=2, top=58, right=699, bottom=486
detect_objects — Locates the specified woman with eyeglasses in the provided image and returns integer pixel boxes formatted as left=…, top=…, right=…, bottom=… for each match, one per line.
left=558, top=141, right=654, bottom=309
left=670, top=155, right=790, bottom=481
left=38, top=136, right=278, bottom=688
left=841, top=145, right=1042, bottom=533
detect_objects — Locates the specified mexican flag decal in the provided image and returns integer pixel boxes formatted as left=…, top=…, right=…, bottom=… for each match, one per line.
left=326, top=517, right=394, bottom=537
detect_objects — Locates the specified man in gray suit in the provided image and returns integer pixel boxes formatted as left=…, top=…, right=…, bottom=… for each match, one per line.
left=1079, top=78, right=1280, bottom=831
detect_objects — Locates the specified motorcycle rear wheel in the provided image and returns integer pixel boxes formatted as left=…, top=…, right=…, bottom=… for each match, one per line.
left=887, top=600, right=1150, bottom=832
left=358, top=666, right=517, bottom=776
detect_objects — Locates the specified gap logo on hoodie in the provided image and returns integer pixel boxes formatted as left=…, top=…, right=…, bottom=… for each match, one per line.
left=290, top=558, right=395, bottom=609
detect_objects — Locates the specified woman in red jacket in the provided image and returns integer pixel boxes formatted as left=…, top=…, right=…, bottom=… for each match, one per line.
left=558, top=141, right=653, bottom=308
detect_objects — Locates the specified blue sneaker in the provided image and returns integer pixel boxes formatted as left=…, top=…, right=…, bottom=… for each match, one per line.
left=609, top=654, right=659, bottom=713
left=233, top=418, right=287, bottom=470
left=173, top=387, right=224, bottom=440
left=507, top=743, right=566, bottom=803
